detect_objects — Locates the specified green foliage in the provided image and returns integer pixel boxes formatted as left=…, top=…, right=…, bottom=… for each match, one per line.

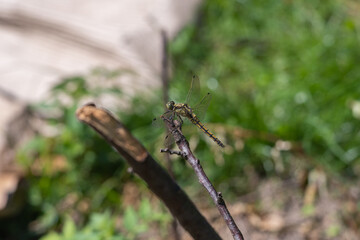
left=15, top=69, right=171, bottom=239
left=325, top=224, right=341, bottom=238
left=18, top=75, right=126, bottom=214
left=169, top=0, right=360, bottom=180
left=40, top=199, right=170, bottom=240
left=16, top=70, right=157, bottom=234
left=122, top=199, right=171, bottom=239
left=41, top=212, right=124, bottom=240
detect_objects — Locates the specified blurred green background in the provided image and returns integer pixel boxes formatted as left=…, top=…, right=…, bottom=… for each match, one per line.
left=4, top=0, right=360, bottom=239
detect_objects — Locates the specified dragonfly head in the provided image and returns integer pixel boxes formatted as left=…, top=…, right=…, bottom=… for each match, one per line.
left=166, top=101, right=175, bottom=110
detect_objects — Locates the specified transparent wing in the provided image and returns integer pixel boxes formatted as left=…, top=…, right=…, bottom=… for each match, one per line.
left=152, top=110, right=179, bottom=147
left=192, top=92, right=212, bottom=121
left=152, top=110, right=173, bottom=128
left=152, top=116, right=164, bottom=128
left=185, top=74, right=201, bottom=105
left=164, top=133, right=175, bottom=147
left=163, top=112, right=185, bottom=147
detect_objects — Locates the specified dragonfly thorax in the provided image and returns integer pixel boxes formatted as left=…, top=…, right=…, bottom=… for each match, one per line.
left=165, top=100, right=193, bottom=118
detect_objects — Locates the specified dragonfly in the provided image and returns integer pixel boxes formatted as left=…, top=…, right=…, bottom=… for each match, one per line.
left=153, top=75, right=225, bottom=148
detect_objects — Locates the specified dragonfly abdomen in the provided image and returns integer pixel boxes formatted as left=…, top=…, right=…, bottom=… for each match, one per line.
left=190, top=116, right=225, bottom=148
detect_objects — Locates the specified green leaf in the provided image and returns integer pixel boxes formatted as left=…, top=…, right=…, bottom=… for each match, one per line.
left=63, top=216, right=77, bottom=239
left=123, top=207, right=148, bottom=234
left=40, top=232, right=61, bottom=240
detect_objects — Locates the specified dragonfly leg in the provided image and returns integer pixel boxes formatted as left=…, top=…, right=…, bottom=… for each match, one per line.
left=160, top=110, right=173, bottom=123
left=177, top=114, right=184, bottom=125
left=160, top=148, right=186, bottom=157
left=160, top=110, right=171, bottom=118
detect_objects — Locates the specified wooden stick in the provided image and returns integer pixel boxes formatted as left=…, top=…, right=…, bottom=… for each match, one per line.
left=76, top=103, right=221, bottom=240
left=161, top=116, right=245, bottom=240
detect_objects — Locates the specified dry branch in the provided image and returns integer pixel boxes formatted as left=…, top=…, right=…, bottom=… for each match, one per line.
left=76, top=103, right=221, bottom=240
left=161, top=116, right=245, bottom=240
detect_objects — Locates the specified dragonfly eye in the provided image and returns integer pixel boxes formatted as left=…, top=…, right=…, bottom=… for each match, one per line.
left=166, top=101, right=175, bottom=110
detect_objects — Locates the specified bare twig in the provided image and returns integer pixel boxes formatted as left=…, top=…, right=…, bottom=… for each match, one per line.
left=162, top=117, right=245, bottom=240
left=76, top=103, right=221, bottom=240
left=160, top=30, right=180, bottom=240
left=159, top=29, right=176, bottom=177
left=161, top=30, right=170, bottom=109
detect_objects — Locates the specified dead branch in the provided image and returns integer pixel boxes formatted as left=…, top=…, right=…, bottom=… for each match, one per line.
left=76, top=103, right=221, bottom=240
left=161, top=116, right=245, bottom=240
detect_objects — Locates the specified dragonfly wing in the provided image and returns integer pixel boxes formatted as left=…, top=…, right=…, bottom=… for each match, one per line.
left=185, top=74, right=201, bottom=105
left=192, top=92, right=212, bottom=121
left=152, top=115, right=165, bottom=128
left=163, top=112, right=182, bottom=147
left=164, top=133, right=175, bottom=147
left=153, top=110, right=179, bottom=147
left=152, top=111, right=173, bottom=128
left=152, top=117, right=163, bottom=128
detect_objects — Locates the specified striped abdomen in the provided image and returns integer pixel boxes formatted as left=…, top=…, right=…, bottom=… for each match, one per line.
left=189, top=115, right=225, bottom=148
